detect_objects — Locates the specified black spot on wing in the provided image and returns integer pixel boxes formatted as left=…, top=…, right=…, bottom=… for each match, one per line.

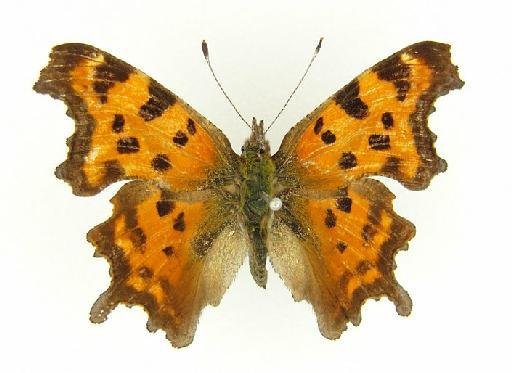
left=139, top=79, right=176, bottom=121
left=314, top=117, right=324, bottom=134
left=381, top=112, right=393, bottom=129
left=187, top=118, right=197, bottom=135
left=321, top=130, right=336, bottom=144
left=336, top=197, right=352, bottom=213
left=151, top=154, right=172, bottom=172
left=112, top=114, right=125, bottom=133
left=369, top=135, right=391, bottom=150
left=334, top=79, right=369, bottom=119
left=336, top=241, right=347, bottom=254
left=162, top=246, right=174, bottom=256
left=173, top=130, right=189, bottom=147
left=117, top=137, right=140, bottom=153
left=156, top=200, right=175, bottom=217
left=93, top=55, right=131, bottom=104
left=173, top=212, right=185, bottom=231
left=325, top=209, right=337, bottom=228
left=339, top=152, right=357, bottom=169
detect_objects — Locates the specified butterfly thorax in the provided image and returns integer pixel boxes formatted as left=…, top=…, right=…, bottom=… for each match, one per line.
left=240, top=119, right=275, bottom=288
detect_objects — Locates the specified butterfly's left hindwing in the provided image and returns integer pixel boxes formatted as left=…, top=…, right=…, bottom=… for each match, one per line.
left=88, top=181, right=247, bottom=347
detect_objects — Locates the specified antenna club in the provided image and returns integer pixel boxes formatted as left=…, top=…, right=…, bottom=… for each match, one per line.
left=316, top=37, right=324, bottom=53
left=202, top=40, right=209, bottom=59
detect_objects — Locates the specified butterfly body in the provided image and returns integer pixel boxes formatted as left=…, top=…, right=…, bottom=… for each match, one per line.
left=34, top=41, right=463, bottom=347
left=240, top=118, right=275, bottom=287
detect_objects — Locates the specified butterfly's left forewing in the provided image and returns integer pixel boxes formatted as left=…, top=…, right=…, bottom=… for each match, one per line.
left=34, top=43, right=238, bottom=196
left=270, top=41, right=463, bottom=339
left=34, top=44, right=245, bottom=347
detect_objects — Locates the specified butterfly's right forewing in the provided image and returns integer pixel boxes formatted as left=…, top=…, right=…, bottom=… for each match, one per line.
left=274, top=41, right=463, bottom=192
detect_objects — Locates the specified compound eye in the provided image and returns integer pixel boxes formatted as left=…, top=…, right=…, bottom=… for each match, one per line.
left=258, top=148, right=265, bottom=155
left=241, top=146, right=245, bottom=152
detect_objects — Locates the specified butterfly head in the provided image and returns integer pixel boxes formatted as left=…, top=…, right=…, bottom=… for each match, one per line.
left=241, top=117, right=270, bottom=158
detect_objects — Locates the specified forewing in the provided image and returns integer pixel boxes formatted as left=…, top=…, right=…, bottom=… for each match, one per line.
left=88, top=180, right=247, bottom=347
left=34, top=43, right=238, bottom=195
left=269, top=179, right=414, bottom=338
left=273, top=41, right=464, bottom=191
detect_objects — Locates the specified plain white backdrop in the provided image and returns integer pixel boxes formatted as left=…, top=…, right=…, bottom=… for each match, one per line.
left=1, top=0, right=510, bottom=372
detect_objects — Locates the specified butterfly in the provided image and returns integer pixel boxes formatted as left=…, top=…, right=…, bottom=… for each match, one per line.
left=34, top=40, right=463, bottom=347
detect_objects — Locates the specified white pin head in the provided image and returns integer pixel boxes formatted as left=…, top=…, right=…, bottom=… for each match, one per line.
left=269, top=197, right=283, bottom=211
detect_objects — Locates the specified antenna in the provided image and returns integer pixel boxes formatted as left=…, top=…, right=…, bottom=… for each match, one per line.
left=202, top=40, right=251, bottom=128
left=264, top=37, right=324, bottom=134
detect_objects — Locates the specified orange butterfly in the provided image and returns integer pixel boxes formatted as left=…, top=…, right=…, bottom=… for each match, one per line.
left=34, top=40, right=463, bottom=347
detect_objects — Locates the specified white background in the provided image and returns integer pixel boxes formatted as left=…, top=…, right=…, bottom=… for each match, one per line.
left=1, top=0, right=510, bottom=372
